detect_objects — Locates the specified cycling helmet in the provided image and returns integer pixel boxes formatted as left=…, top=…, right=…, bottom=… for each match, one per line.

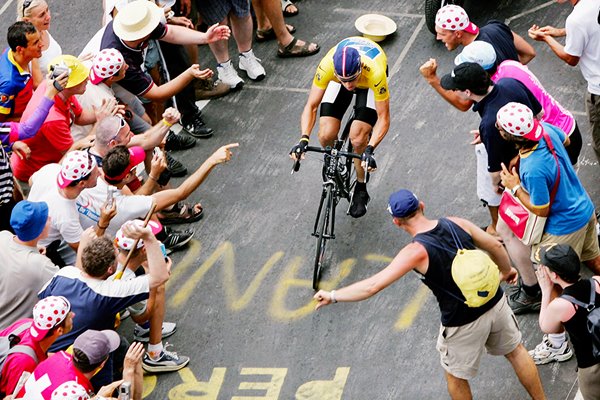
left=333, top=46, right=361, bottom=81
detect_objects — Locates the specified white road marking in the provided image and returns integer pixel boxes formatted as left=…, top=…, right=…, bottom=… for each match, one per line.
left=0, top=0, right=16, bottom=17
left=505, top=0, right=557, bottom=25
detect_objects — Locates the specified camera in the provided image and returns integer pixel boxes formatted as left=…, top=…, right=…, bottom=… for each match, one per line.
left=118, top=381, right=131, bottom=400
left=49, top=63, right=70, bottom=80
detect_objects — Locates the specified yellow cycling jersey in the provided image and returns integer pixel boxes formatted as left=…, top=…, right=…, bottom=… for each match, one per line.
left=313, top=36, right=389, bottom=101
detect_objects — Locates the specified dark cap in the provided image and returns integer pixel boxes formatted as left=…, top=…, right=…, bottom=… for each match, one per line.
left=534, top=243, right=581, bottom=281
left=387, top=189, right=420, bottom=218
left=440, top=62, right=489, bottom=92
left=73, top=330, right=120, bottom=365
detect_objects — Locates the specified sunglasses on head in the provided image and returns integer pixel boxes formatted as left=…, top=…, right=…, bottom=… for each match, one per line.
left=109, top=116, right=128, bottom=142
left=22, top=0, right=33, bottom=17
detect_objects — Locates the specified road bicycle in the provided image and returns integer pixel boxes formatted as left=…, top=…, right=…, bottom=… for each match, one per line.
left=291, top=113, right=364, bottom=290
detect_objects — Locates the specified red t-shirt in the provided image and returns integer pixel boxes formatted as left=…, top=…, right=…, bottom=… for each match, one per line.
left=17, top=351, right=93, bottom=399
left=11, top=81, right=82, bottom=182
left=0, top=319, right=46, bottom=398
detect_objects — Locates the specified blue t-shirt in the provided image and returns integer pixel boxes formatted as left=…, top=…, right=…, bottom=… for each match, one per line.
left=520, top=122, right=594, bottom=235
left=473, top=78, right=542, bottom=172
left=476, top=20, right=519, bottom=69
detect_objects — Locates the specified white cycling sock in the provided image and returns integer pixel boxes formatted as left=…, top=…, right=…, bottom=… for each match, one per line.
left=547, top=332, right=566, bottom=348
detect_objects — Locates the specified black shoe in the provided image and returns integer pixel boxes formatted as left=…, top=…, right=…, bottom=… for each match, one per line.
left=183, top=111, right=213, bottom=139
left=166, top=153, right=187, bottom=177
left=165, top=130, right=196, bottom=151
left=162, top=227, right=194, bottom=254
left=349, top=188, right=370, bottom=218
left=507, top=286, right=541, bottom=315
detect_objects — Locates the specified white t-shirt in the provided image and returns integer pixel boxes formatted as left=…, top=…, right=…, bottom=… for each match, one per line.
left=28, top=164, right=83, bottom=247
left=38, top=32, right=62, bottom=76
left=564, top=0, right=600, bottom=94
left=72, top=82, right=116, bottom=141
left=77, top=177, right=153, bottom=238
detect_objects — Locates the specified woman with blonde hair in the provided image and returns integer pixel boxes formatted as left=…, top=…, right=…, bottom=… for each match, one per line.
left=17, top=0, right=62, bottom=84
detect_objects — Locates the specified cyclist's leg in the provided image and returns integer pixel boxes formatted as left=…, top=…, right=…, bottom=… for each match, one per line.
left=350, top=89, right=377, bottom=183
left=318, top=82, right=353, bottom=147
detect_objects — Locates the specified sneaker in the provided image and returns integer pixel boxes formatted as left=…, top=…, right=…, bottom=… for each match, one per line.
left=165, top=130, right=196, bottom=152
left=217, top=60, right=244, bottom=90
left=133, top=322, right=177, bottom=343
left=349, top=188, right=370, bottom=218
left=507, top=286, right=541, bottom=315
left=195, top=78, right=231, bottom=100
left=166, top=153, right=187, bottom=178
left=238, top=49, right=266, bottom=81
left=162, top=227, right=194, bottom=254
left=183, top=111, right=213, bottom=139
left=142, top=345, right=190, bottom=373
left=528, top=334, right=574, bottom=365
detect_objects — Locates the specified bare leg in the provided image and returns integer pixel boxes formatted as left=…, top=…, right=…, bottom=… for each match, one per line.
left=349, top=120, right=370, bottom=183
left=497, top=217, right=537, bottom=286
left=585, top=256, right=600, bottom=275
left=148, top=284, right=166, bottom=346
left=445, top=372, right=472, bottom=400
left=229, top=14, right=253, bottom=53
left=208, top=16, right=231, bottom=63
left=505, top=344, right=546, bottom=400
left=318, top=116, right=341, bottom=148
left=252, top=0, right=317, bottom=51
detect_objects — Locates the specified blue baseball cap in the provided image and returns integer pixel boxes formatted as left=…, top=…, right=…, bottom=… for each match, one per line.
left=10, top=200, right=49, bottom=241
left=387, top=190, right=420, bottom=218
left=333, top=46, right=361, bottom=81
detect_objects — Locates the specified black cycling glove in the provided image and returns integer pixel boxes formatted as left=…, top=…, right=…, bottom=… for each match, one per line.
left=361, top=145, right=377, bottom=170
left=290, top=136, right=309, bottom=158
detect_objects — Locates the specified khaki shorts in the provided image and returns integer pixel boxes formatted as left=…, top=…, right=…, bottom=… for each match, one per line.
left=532, top=214, right=600, bottom=263
left=436, top=295, right=522, bottom=380
left=475, top=144, right=502, bottom=207
left=578, top=363, right=600, bottom=400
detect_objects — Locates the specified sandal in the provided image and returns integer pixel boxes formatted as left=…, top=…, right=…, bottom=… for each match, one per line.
left=277, top=37, right=320, bottom=58
left=256, top=24, right=296, bottom=42
left=281, top=0, right=299, bottom=17
left=157, top=202, right=204, bottom=225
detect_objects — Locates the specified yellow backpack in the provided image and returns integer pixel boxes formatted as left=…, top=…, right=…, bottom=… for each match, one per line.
left=451, top=249, right=500, bottom=308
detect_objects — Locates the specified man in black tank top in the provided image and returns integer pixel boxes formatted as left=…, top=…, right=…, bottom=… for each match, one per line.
left=314, top=189, right=546, bottom=400
left=535, top=243, right=600, bottom=399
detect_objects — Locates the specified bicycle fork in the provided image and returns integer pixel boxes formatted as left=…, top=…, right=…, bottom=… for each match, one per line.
left=312, top=183, right=336, bottom=240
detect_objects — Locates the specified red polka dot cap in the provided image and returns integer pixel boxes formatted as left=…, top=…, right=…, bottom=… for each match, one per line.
left=114, top=219, right=163, bottom=250
left=57, top=151, right=98, bottom=189
left=51, top=381, right=90, bottom=400
left=496, top=102, right=543, bottom=141
left=435, top=5, right=479, bottom=35
left=30, top=296, right=71, bottom=341
left=90, top=48, right=125, bottom=85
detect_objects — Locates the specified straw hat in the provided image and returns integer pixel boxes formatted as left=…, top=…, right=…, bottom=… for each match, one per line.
left=113, top=0, right=163, bottom=41
left=355, top=14, right=397, bottom=42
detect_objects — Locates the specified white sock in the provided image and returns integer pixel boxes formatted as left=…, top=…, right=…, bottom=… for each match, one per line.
left=241, top=49, right=253, bottom=57
left=147, top=342, right=163, bottom=359
left=219, top=59, right=231, bottom=67
left=547, top=333, right=566, bottom=348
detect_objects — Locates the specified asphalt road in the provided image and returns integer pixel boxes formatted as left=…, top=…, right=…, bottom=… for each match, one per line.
left=1, top=0, right=598, bottom=398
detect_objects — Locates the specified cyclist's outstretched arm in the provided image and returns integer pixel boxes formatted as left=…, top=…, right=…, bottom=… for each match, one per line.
left=368, top=99, right=391, bottom=149
left=300, top=84, right=326, bottom=140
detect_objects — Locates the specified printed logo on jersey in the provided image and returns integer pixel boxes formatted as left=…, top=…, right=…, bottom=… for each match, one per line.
left=379, top=87, right=387, bottom=95
left=337, top=38, right=381, bottom=60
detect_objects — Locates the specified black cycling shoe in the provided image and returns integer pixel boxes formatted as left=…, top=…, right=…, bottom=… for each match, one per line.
left=166, top=153, right=187, bottom=177
left=183, top=111, right=213, bottom=139
left=349, top=188, right=370, bottom=218
left=162, top=227, right=194, bottom=254
left=165, top=130, right=196, bottom=151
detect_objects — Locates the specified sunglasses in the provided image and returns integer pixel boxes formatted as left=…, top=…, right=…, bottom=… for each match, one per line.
left=109, top=116, right=128, bottom=142
left=334, top=66, right=362, bottom=83
left=22, top=0, right=33, bottom=17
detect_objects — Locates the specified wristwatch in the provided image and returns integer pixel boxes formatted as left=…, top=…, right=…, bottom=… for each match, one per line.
left=510, top=184, right=521, bottom=196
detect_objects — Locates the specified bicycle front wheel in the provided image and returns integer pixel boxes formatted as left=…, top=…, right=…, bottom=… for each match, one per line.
left=313, top=185, right=333, bottom=290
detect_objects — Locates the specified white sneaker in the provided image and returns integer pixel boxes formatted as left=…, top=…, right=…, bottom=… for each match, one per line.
left=133, top=322, right=177, bottom=343
left=528, top=334, right=574, bottom=365
left=217, top=60, right=244, bottom=90
left=238, top=49, right=266, bottom=81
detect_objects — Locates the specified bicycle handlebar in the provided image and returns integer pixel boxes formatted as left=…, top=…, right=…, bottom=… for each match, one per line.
left=291, top=145, right=363, bottom=174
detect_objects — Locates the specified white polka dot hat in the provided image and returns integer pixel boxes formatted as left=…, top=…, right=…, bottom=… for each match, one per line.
left=51, top=381, right=90, bottom=400
left=435, top=5, right=479, bottom=34
left=496, top=102, right=543, bottom=141
left=57, top=151, right=97, bottom=189
left=30, top=296, right=71, bottom=340
left=114, top=219, right=163, bottom=250
left=89, top=48, right=125, bottom=85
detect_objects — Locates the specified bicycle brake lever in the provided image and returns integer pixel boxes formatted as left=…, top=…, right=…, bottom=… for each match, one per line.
left=291, top=151, right=301, bottom=174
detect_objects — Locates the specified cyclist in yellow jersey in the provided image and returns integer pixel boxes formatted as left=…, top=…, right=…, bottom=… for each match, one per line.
left=290, top=37, right=390, bottom=218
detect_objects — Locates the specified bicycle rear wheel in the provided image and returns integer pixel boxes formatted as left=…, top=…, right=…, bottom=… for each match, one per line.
left=313, top=185, right=333, bottom=290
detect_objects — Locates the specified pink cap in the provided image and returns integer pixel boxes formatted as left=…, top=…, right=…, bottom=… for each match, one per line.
left=51, top=381, right=89, bottom=400
left=496, top=102, right=543, bottom=141
left=104, top=146, right=145, bottom=182
left=114, top=219, right=163, bottom=250
left=30, top=296, right=71, bottom=341
left=57, top=151, right=97, bottom=189
left=435, top=5, right=479, bottom=34
left=89, top=49, right=124, bottom=85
